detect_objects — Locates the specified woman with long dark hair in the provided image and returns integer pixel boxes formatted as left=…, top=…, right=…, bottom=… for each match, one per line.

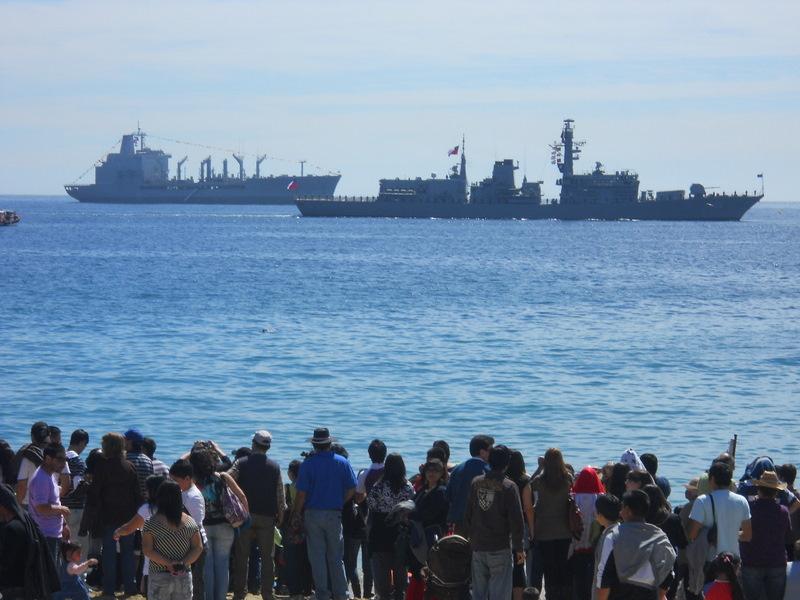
left=607, top=462, right=631, bottom=502
left=189, top=448, right=248, bottom=600
left=142, top=480, right=203, bottom=600
left=529, top=448, right=573, bottom=600
left=87, top=432, right=141, bottom=598
left=367, top=453, right=414, bottom=600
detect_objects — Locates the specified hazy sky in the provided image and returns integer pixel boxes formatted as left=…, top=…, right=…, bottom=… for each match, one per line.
left=1, top=1, right=798, bottom=200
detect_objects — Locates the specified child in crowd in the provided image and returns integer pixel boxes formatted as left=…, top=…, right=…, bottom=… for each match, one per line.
left=704, top=552, right=745, bottom=600
left=54, top=542, right=97, bottom=600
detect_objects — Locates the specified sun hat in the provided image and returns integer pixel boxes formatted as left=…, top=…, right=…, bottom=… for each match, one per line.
left=309, top=427, right=335, bottom=444
left=253, top=430, right=272, bottom=446
left=749, top=470, right=787, bottom=491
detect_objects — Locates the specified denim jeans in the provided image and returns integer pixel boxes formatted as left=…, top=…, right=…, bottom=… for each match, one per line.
left=741, top=566, right=786, bottom=600
left=148, top=571, right=193, bottom=600
left=471, top=549, right=513, bottom=600
left=304, top=509, right=348, bottom=600
left=102, top=527, right=137, bottom=595
left=204, top=523, right=235, bottom=600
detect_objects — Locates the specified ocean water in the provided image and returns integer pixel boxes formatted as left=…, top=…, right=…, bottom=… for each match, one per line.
left=2, top=197, right=799, bottom=500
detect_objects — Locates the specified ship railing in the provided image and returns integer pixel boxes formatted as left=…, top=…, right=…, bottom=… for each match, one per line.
left=297, top=195, right=379, bottom=203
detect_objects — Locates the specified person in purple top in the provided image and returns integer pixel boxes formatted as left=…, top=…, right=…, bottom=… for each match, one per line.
left=291, top=428, right=357, bottom=600
left=28, top=444, right=70, bottom=561
left=739, top=470, right=791, bottom=600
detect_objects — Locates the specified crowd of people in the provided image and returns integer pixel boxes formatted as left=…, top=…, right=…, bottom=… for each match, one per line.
left=1, top=421, right=799, bottom=600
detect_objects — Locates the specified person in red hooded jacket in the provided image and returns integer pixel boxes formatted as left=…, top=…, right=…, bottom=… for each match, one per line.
left=571, top=467, right=605, bottom=600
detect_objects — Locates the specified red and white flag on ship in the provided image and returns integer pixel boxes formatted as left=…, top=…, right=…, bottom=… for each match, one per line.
left=287, top=180, right=299, bottom=191
left=448, top=145, right=459, bottom=156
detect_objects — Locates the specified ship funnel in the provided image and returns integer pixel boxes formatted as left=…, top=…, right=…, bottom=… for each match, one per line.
left=232, top=154, right=245, bottom=180
left=255, top=154, right=266, bottom=178
left=120, top=134, right=137, bottom=155
left=177, top=156, right=188, bottom=180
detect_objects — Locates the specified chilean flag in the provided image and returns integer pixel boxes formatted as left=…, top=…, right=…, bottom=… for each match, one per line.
left=287, top=180, right=299, bottom=191
left=448, top=145, right=459, bottom=156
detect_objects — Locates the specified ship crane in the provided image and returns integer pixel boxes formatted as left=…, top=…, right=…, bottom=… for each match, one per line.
left=177, top=156, right=188, bottom=180
left=232, top=154, right=245, bottom=180
left=255, top=155, right=266, bottom=178
left=200, top=156, right=212, bottom=181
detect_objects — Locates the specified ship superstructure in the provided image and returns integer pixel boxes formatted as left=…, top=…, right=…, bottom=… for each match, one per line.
left=65, top=129, right=340, bottom=204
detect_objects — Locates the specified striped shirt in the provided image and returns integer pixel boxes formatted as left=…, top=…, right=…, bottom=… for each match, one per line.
left=143, top=514, right=199, bottom=573
left=126, top=452, right=154, bottom=499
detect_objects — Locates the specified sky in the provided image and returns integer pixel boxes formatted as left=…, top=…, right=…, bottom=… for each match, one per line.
left=1, top=1, right=798, bottom=200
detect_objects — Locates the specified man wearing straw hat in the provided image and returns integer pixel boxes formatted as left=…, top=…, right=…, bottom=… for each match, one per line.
left=739, top=470, right=791, bottom=600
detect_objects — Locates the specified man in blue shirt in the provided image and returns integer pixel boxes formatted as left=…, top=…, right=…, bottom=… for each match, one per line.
left=292, top=428, right=357, bottom=600
left=446, top=434, right=494, bottom=534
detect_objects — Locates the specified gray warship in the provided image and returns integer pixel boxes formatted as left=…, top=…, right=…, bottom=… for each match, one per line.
left=296, top=119, right=762, bottom=220
left=65, top=129, right=340, bottom=204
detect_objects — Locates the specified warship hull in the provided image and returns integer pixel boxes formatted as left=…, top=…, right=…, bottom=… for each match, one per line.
left=296, top=194, right=762, bottom=221
left=66, top=174, right=340, bottom=205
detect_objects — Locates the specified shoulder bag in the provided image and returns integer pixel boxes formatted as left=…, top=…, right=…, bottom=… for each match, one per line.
left=706, top=493, right=717, bottom=545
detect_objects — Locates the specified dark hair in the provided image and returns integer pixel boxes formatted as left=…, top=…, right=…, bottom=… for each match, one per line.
left=432, top=440, right=451, bottom=462
left=43, top=444, right=66, bottom=460
left=488, top=445, right=511, bottom=472
left=189, top=449, right=215, bottom=481
left=595, top=493, right=621, bottom=522
left=608, top=463, right=631, bottom=500
left=85, top=448, right=103, bottom=474
left=541, top=448, right=571, bottom=491
left=288, top=459, right=302, bottom=477
left=382, top=453, right=407, bottom=494
left=145, top=474, right=166, bottom=507
left=756, top=486, right=779, bottom=499
left=777, top=464, right=797, bottom=487
left=60, top=541, right=82, bottom=562
left=643, top=484, right=670, bottom=525
left=234, top=447, right=251, bottom=460
left=522, top=588, right=540, bottom=600
left=507, top=449, right=526, bottom=482
left=142, top=437, right=157, bottom=459
left=423, top=458, right=448, bottom=487
left=709, top=462, right=733, bottom=488
left=169, top=458, right=193, bottom=480
left=47, top=426, right=61, bottom=442
left=426, top=446, right=447, bottom=464
left=469, top=435, right=494, bottom=458
left=707, top=553, right=744, bottom=600
left=69, top=429, right=89, bottom=447
left=622, top=489, right=650, bottom=520
left=155, top=479, right=184, bottom=526
left=368, top=439, right=387, bottom=464
left=312, top=441, right=332, bottom=452
left=331, top=443, right=349, bottom=459
left=626, top=470, right=655, bottom=489
left=31, top=421, right=49, bottom=444
left=640, top=453, right=658, bottom=476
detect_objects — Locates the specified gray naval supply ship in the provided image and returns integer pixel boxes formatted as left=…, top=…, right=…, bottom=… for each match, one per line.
left=65, top=129, right=340, bottom=204
left=296, top=119, right=762, bottom=220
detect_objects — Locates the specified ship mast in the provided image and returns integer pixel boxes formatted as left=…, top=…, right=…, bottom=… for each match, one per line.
left=460, top=134, right=467, bottom=181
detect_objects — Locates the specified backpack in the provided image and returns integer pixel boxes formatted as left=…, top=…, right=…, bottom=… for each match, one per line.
left=0, top=439, right=16, bottom=485
left=8, top=443, right=44, bottom=486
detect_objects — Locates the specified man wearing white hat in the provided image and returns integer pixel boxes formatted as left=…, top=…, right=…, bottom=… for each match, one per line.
left=230, top=430, right=285, bottom=600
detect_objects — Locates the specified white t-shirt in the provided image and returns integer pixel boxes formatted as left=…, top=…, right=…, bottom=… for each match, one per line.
left=689, top=489, right=751, bottom=559
left=182, top=484, right=207, bottom=544
left=356, top=463, right=385, bottom=495
left=18, top=457, right=70, bottom=505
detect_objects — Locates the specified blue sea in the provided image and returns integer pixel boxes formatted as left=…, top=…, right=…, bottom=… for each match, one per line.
left=2, top=197, right=799, bottom=500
